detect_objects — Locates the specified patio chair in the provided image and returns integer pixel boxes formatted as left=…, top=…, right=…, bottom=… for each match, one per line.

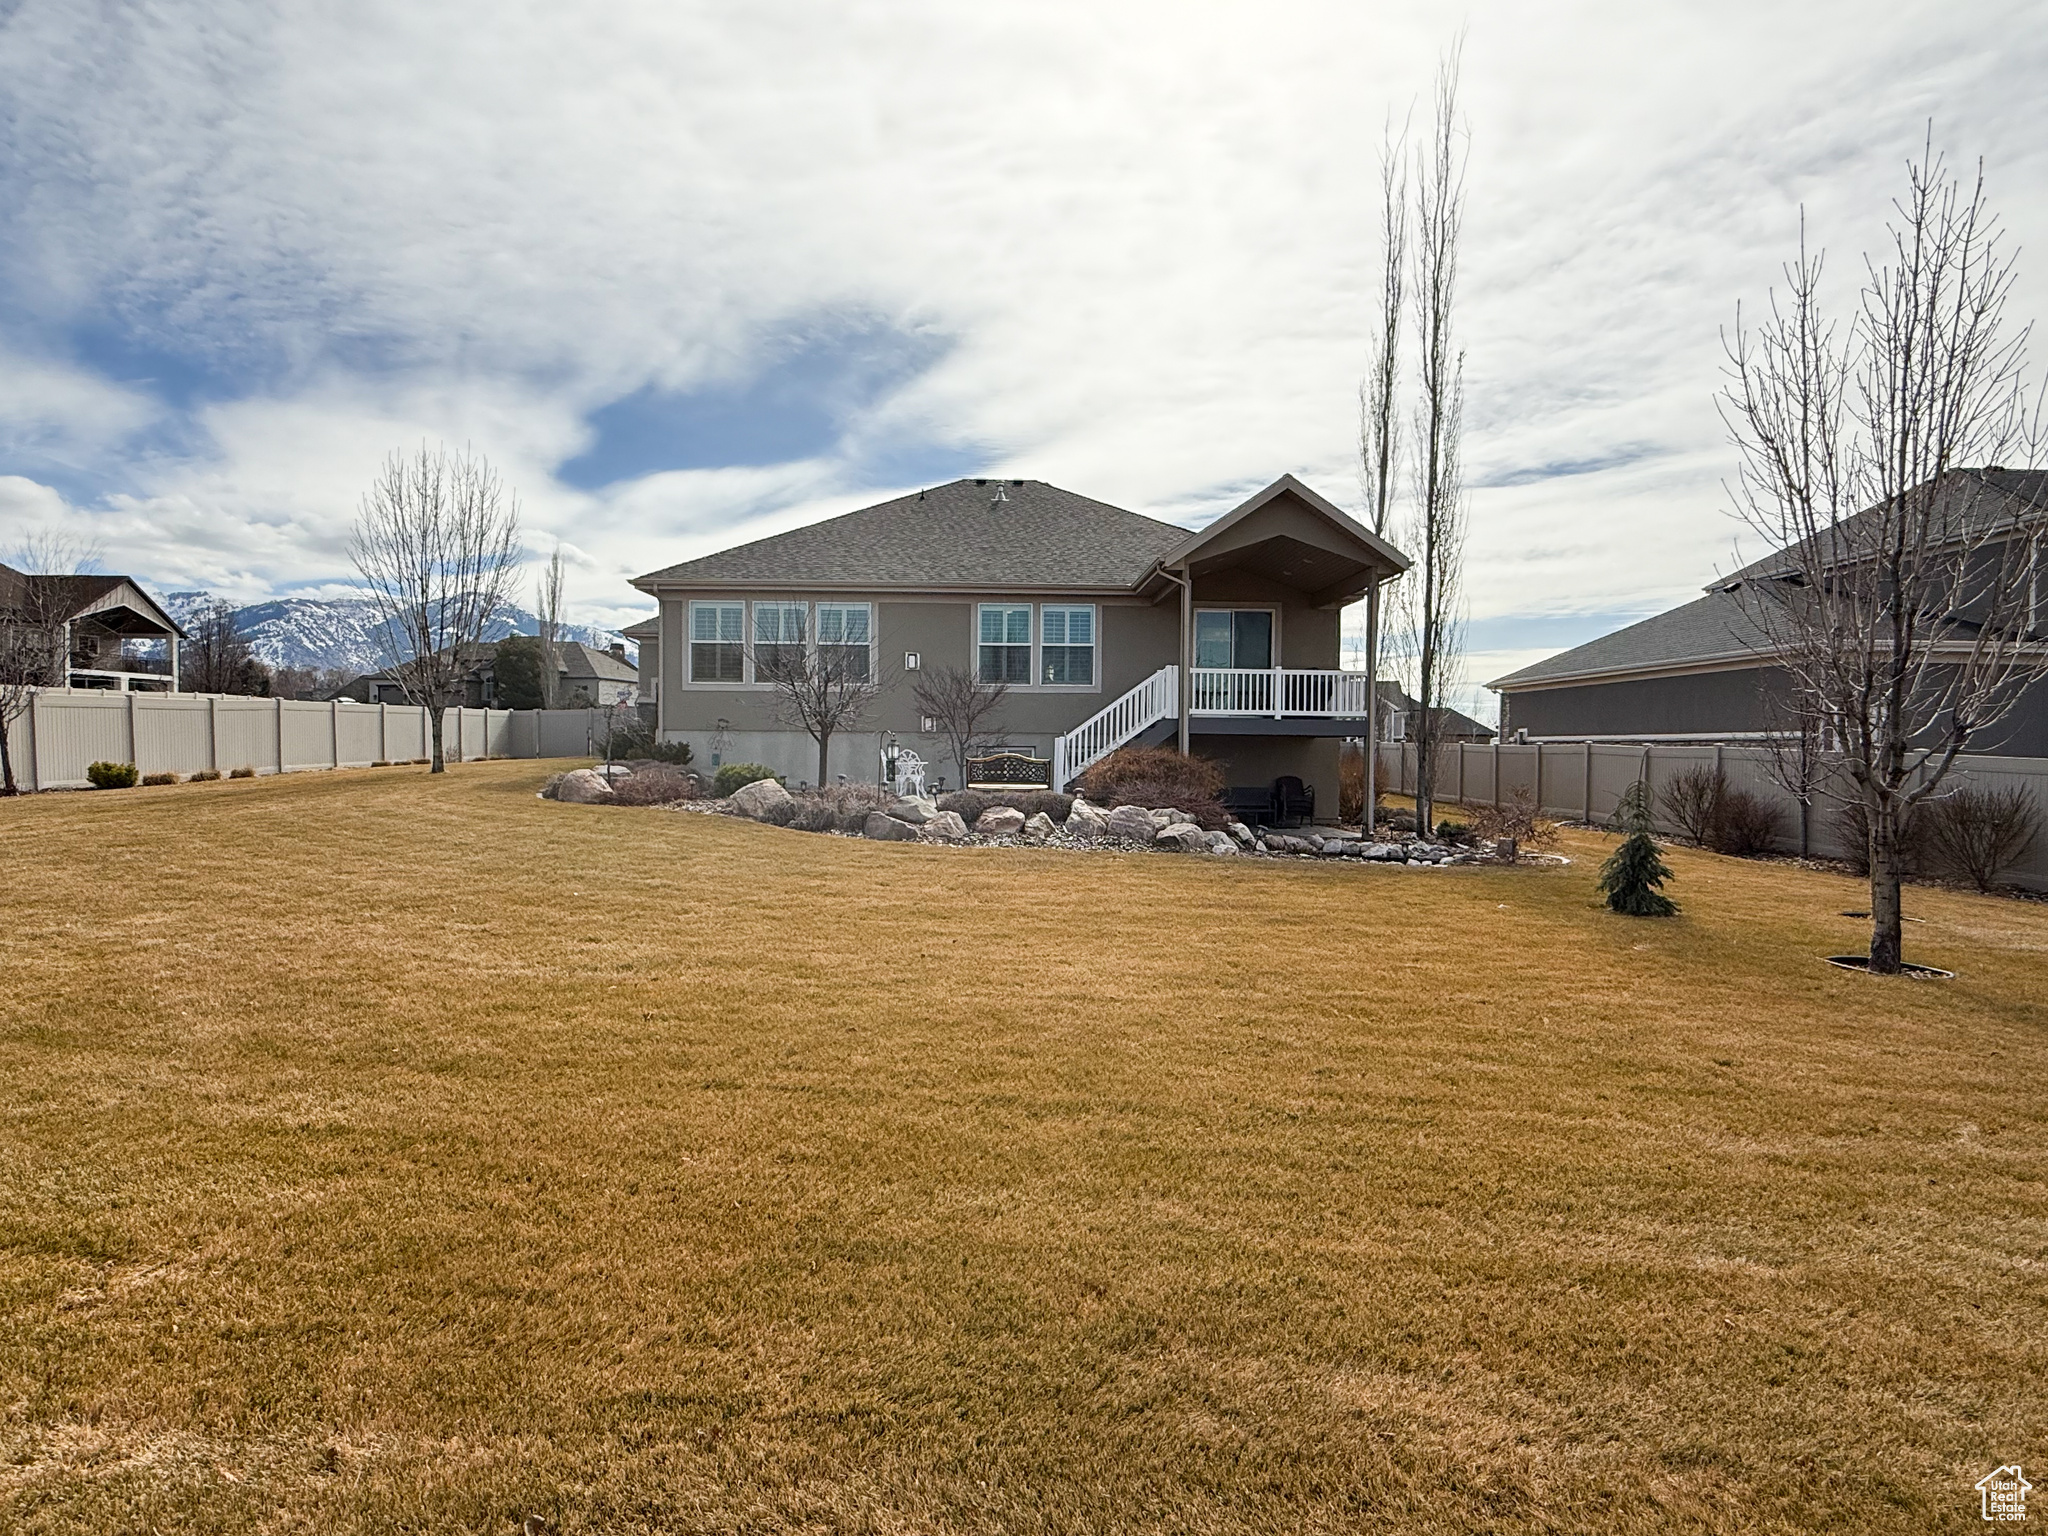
left=893, top=750, right=928, bottom=799
left=1274, top=775, right=1314, bottom=827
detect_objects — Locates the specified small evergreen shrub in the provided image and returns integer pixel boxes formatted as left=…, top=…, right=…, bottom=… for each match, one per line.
left=1597, top=781, right=1677, bottom=916
left=230, top=766, right=257, bottom=779
left=713, top=763, right=777, bottom=798
left=86, top=761, right=139, bottom=789
left=371, top=759, right=392, bottom=767
left=140, top=772, right=180, bottom=786
left=189, top=768, right=222, bottom=782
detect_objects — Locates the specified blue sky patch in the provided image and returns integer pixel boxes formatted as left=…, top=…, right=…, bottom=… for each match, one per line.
left=557, top=319, right=961, bottom=488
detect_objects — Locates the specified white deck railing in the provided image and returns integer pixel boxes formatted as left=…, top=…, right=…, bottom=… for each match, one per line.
left=1188, top=668, right=1373, bottom=717
left=1052, top=665, right=1178, bottom=788
left=1051, top=666, right=1376, bottom=787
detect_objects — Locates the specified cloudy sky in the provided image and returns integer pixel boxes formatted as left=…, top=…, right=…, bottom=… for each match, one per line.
left=3, top=1, right=2044, bottom=713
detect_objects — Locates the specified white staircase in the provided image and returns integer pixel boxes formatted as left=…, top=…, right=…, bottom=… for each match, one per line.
left=1052, top=665, right=1178, bottom=790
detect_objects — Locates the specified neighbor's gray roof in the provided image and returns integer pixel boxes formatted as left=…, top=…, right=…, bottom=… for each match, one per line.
left=558, top=640, right=636, bottom=682
left=633, top=478, right=1189, bottom=591
left=1490, top=590, right=1775, bottom=690
left=1721, top=467, right=2048, bottom=586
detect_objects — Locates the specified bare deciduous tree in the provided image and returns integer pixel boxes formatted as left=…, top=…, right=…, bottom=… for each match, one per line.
left=536, top=545, right=567, bottom=710
left=754, top=614, right=890, bottom=788
left=351, top=444, right=522, bottom=774
left=180, top=599, right=270, bottom=695
left=1402, top=44, right=1470, bottom=839
left=912, top=664, right=1010, bottom=792
left=1722, top=142, right=2048, bottom=972
left=0, top=536, right=97, bottom=795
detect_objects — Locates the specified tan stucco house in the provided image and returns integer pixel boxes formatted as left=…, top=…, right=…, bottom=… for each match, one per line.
left=629, top=474, right=1409, bottom=809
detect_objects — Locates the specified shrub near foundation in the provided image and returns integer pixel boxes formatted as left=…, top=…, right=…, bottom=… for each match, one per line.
left=140, top=772, right=180, bottom=787
left=86, top=761, right=139, bottom=790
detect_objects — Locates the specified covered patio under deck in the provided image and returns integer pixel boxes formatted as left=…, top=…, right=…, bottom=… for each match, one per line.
left=1053, top=476, right=1408, bottom=818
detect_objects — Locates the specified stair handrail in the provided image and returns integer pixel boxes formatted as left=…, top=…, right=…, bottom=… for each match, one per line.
left=1052, top=665, right=1177, bottom=789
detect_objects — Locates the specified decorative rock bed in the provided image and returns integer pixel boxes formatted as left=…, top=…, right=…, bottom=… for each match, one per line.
left=664, top=787, right=1507, bottom=867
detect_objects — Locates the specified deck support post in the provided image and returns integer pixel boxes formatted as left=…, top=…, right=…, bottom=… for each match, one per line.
left=1363, top=577, right=1379, bottom=831
left=1177, top=564, right=1191, bottom=756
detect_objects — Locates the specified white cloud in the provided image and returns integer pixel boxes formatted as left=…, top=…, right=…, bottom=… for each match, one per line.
left=2, top=0, right=2045, bottom=658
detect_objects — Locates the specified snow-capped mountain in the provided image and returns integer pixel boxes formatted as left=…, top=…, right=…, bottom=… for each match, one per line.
left=162, top=591, right=636, bottom=674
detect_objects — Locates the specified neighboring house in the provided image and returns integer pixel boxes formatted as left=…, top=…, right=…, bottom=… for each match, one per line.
left=0, top=562, right=187, bottom=692
left=336, top=639, right=639, bottom=707
left=629, top=474, right=1410, bottom=807
left=1373, top=681, right=1495, bottom=744
left=1490, top=468, right=2048, bottom=756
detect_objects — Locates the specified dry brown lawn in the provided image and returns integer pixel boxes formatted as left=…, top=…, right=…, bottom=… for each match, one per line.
left=2, top=761, right=2045, bottom=1534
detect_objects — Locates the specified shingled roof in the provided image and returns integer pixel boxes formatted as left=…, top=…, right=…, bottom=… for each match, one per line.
left=1490, top=590, right=1776, bottom=690
left=632, top=478, right=1189, bottom=592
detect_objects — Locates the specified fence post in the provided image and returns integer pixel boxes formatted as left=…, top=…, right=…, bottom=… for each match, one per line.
left=1534, top=742, right=1544, bottom=816
left=331, top=698, right=341, bottom=768
left=27, top=689, right=43, bottom=791
left=1583, top=740, right=1592, bottom=823
left=126, top=692, right=138, bottom=769
left=275, top=696, right=286, bottom=775
left=1492, top=741, right=1500, bottom=807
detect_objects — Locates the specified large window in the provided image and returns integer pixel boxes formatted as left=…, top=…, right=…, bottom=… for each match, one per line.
left=817, top=602, right=872, bottom=682
left=752, top=601, right=808, bottom=680
left=1194, top=609, right=1273, bottom=670
left=978, top=604, right=1031, bottom=684
left=1040, top=605, right=1095, bottom=685
left=690, top=601, right=745, bottom=682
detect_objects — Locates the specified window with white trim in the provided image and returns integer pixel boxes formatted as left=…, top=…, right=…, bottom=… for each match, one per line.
left=978, top=604, right=1031, bottom=684
left=689, top=601, right=745, bottom=682
left=752, top=600, right=808, bottom=681
left=1040, top=604, right=1095, bottom=685
left=816, top=602, right=873, bottom=682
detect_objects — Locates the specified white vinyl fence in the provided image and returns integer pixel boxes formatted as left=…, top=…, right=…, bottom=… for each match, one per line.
left=1377, top=738, right=2048, bottom=893
left=6, top=691, right=632, bottom=792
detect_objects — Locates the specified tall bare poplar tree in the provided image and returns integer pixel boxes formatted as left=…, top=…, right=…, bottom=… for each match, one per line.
left=1723, top=143, right=2048, bottom=974
left=351, top=444, right=522, bottom=773
left=536, top=545, right=566, bottom=710
left=1404, top=46, right=1469, bottom=838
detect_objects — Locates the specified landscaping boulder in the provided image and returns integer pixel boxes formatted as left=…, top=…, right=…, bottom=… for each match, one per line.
left=554, top=768, right=616, bottom=805
left=1023, top=812, right=1058, bottom=843
left=1147, top=807, right=1186, bottom=829
left=921, top=810, right=970, bottom=842
left=1154, top=822, right=1208, bottom=853
left=730, top=776, right=794, bottom=820
left=1104, top=804, right=1160, bottom=844
left=974, top=806, right=1028, bottom=837
left=1203, top=830, right=1239, bottom=855
left=1064, top=799, right=1109, bottom=839
left=863, top=810, right=921, bottom=842
left=1226, top=820, right=1256, bottom=848
left=1359, top=841, right=1403, bottom=861
left=886, top=796, right=938, bottom=825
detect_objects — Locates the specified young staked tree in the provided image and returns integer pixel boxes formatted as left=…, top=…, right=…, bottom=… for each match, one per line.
left=180, top=599, right=270, bottom=695
left=0, top=537, right=96, bottom=795
left=351, top=444, right=522, bottom=773
left=1722, top=143, right=2048, bottom=973
left=1402, top=45, right=1470, bottom=840
left=535, top=545, right=566, bottom=710
left=912, top=663, right=1010, bottom=793
left=754, top=615, right=890, bottom=789
left=1597, top=781, right=1679, bottom=917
